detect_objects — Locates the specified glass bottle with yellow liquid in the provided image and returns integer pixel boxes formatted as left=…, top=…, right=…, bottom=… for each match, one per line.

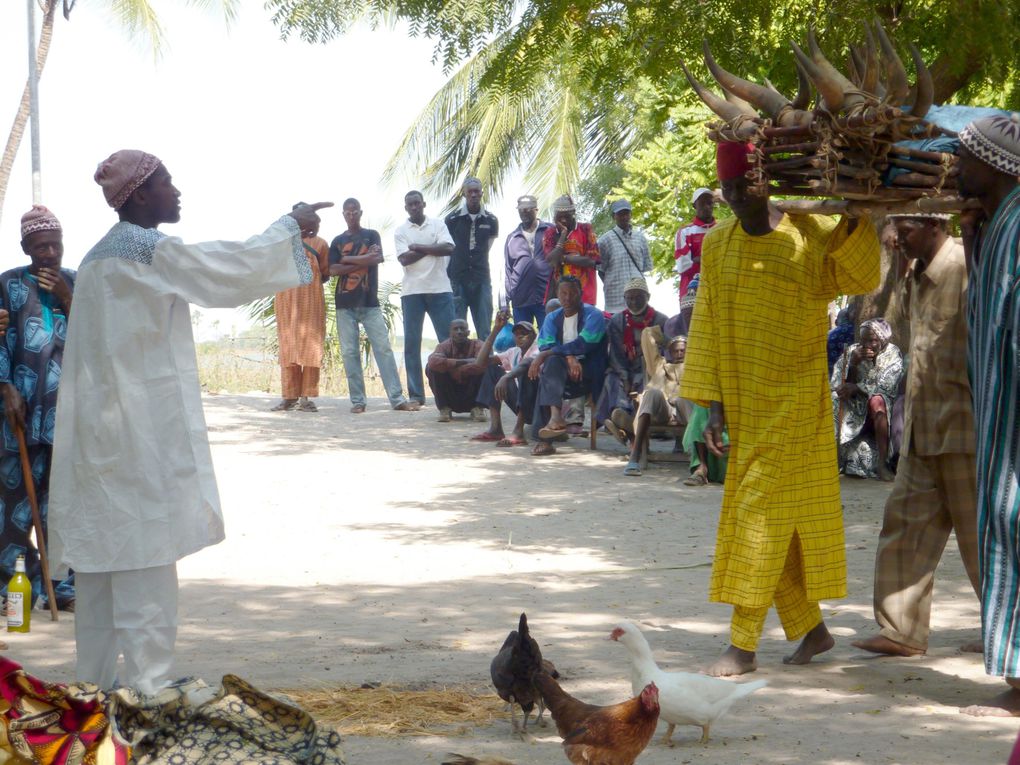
left=6, top=555, right=31, bottom=633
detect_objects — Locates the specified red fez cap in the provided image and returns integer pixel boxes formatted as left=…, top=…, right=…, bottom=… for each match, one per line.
left=716, top=141, right=753, bottom=182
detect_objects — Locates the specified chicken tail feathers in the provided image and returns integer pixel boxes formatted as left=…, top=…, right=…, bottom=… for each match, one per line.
left=734, top=679, right=768, bottom=698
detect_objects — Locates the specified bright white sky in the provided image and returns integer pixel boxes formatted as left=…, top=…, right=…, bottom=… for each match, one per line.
left=0, top=2, right=677, bottom=339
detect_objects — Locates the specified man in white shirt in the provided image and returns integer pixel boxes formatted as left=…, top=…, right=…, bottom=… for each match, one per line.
left=395, top=190, right=456, bottom=405
left=50, top=149, right=327, bottom=694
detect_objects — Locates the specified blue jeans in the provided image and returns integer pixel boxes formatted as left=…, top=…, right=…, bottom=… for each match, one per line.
left=513, top=303, right=546, bottom=329
left=336, top=306, right=408, bottom=408
left=451, top=278, right=493, bottom=341
left=401, top=291, right=455, bottom=403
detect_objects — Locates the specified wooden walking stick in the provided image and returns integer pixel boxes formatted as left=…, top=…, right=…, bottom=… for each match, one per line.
left=14, top=422, right=59, bottom=621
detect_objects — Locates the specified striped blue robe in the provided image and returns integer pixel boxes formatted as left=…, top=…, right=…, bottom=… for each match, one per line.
left=969, top=185, right=1020, bottom=677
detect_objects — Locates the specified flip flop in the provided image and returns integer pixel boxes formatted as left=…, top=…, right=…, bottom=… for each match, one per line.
left=531, top=443, right=557, bottom=457
left=623, top=462, right=642, bottom=476
left=298, top=400, right=318, bottom=412
left=471, top=432, right=503, bottom=442
left=271, top=399, right=298, bottom=411
left=496, top=437, right=527, bottom=447
left=538, top=426, right=570, bottom=442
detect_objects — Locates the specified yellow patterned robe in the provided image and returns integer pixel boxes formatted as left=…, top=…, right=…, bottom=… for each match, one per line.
left=681, top=214, right=879, bottom=609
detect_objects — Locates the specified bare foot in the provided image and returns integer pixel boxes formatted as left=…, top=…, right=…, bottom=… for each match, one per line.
left=960, top=640, right=984, bottom=654
left=851, top=634, right=925, bottom=657
left=784, top=622, right=835, bottom=665
left=705, top=645, right=757, bottom=676
left=961, top=689, right=1020, bottom=717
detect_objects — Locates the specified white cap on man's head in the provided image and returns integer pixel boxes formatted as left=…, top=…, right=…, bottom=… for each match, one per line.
left=690, top=187, right=713, bottom=207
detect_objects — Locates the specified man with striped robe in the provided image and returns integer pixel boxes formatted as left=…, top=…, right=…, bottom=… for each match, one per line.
left=957, top=113, right=1020, bottom=717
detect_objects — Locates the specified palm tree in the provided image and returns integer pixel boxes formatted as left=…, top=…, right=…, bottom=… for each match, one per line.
left=382, top=27, right=642, bottom=210
left=0, top=0, right=238, bottom=224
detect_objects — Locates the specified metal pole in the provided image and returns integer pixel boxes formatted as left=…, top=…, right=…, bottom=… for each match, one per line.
left=27, top=0, right=42, bottom=204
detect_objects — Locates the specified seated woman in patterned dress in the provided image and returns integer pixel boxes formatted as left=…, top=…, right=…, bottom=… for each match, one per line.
left=831, top=318, right=904, bottom=482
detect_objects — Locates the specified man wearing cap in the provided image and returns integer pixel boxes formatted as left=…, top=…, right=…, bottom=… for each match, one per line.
left=597, top=199, right=653, bottom=315
left=955, top=113, right=1020, bottom=716
left=49, top=150, right=329, bottom=694
left=504, top=195, right=553, bottom=328
left=270, top=203, right=330, bottom=413
left=682, top=141, right=880, bottom=676
left=852, top=213, right=979, bottom=660
left=0, top=206, right=74, bottom=612
left=543, top=195, right=600, bottom=307
left=675, top=188, right=716, bottom=305
left=445, top=178, right=499, bottom=341
left=598, top=276, right=668, bottom=439
left=469, top=311, right=539, bottom=446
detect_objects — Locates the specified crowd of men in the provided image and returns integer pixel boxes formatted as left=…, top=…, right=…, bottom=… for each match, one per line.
left=2, top=112, right=1020, bottom=719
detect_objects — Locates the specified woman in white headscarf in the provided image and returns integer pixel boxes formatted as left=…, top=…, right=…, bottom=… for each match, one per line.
left=831, top=318, right=904, bottom=481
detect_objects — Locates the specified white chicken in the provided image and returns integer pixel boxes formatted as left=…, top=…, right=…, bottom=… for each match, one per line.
left=610, top=621, right=767, bottom=745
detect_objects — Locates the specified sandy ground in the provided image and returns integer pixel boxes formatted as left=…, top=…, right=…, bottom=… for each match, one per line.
left=6, top=393, right=1016, bottom=764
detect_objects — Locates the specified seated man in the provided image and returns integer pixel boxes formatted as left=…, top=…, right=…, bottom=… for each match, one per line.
left=831, top=317, right=904, bottom=481
left=425, top=319, right=487, bottom=422
left=622, top=326, right=689, bottom=476
left=470, top=313, right=539, bottom=446
left=527, top=275, right=607, bottom=456
left=599, top=276, right=669, bottom=437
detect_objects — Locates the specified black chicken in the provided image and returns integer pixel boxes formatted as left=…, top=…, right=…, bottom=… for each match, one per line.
left=489, top=612, right=557, bottom=736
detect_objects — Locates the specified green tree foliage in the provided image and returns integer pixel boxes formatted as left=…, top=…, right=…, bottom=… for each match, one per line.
left=269, top=0, right=1019, bottom=237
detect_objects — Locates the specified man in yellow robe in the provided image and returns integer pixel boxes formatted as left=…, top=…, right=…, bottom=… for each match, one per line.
left=681, top=142, right=880, bottom=676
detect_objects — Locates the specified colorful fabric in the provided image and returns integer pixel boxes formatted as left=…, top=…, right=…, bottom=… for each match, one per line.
left=276, top=236, right=329, bottom=368
left=0, top=657, right=126, bottom=765
left=860, top=317, right=892, bottom=343
left=20, top=206, right=61, bottom=238
left=281, top=364, right=320, bottom=399
left=968, top=183, right=1020, bottom=677
left=542, top=223, right=600, bottom=306
left=830, top=341, right=904, bottom=478
left=674, top=218, right=715, bottom=299
left=0, top=266, right=76, bottom=606
left=959, top=113, right=1020, bottom=177
left=93, top=150, right=161, bottom=210
left=681, top=214, right=880, bottom=615
left=0, top=658, right=345, bottom=765
left=622, top=306, right=655, bottom=361
left=900, top=238, right=975, bottom=456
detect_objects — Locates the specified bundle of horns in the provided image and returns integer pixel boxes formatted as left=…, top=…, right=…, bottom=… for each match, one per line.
left=682, top=22, right=963, bottom=205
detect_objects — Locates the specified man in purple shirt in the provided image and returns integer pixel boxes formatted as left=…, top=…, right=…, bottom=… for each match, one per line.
left=504, top=195, right=553, bottom=328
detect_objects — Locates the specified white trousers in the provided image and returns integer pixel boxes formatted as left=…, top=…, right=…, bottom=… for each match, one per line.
left=74, top=564, right=178, bottom=695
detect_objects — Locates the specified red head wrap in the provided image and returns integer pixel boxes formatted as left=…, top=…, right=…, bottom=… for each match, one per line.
left=716, top=141, right=753, bottom=182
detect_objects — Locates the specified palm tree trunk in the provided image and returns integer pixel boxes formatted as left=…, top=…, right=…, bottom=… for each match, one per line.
left=0, top=1, right=57, bottom=226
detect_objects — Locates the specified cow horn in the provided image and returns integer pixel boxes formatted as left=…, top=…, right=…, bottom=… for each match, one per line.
left=702, top=40, right=791, bottom=120
left=679, top=57, right=757, bottom=122
left=807, top=25, right=866, bottom=108
left=848, top=46, right=864, bottom=87
left=791, top=40, right=844, bottom=112
left=907, top=42, right=934, bottom=118
left=874, top=20, right=909, bottom=105
left=791, top=57, right=813, bottom=110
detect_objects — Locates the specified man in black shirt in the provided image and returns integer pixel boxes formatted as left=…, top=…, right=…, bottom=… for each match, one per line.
left=444, top=178, right=498, bottom=341
left=329, top=198, right=419, bottom=413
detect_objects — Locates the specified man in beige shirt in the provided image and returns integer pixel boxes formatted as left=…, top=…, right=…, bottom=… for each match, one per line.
left=853, top=214, right=980, bottom=657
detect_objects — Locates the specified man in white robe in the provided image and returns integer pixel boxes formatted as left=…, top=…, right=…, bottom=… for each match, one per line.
left=49, top=149, right=331, bottom=694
